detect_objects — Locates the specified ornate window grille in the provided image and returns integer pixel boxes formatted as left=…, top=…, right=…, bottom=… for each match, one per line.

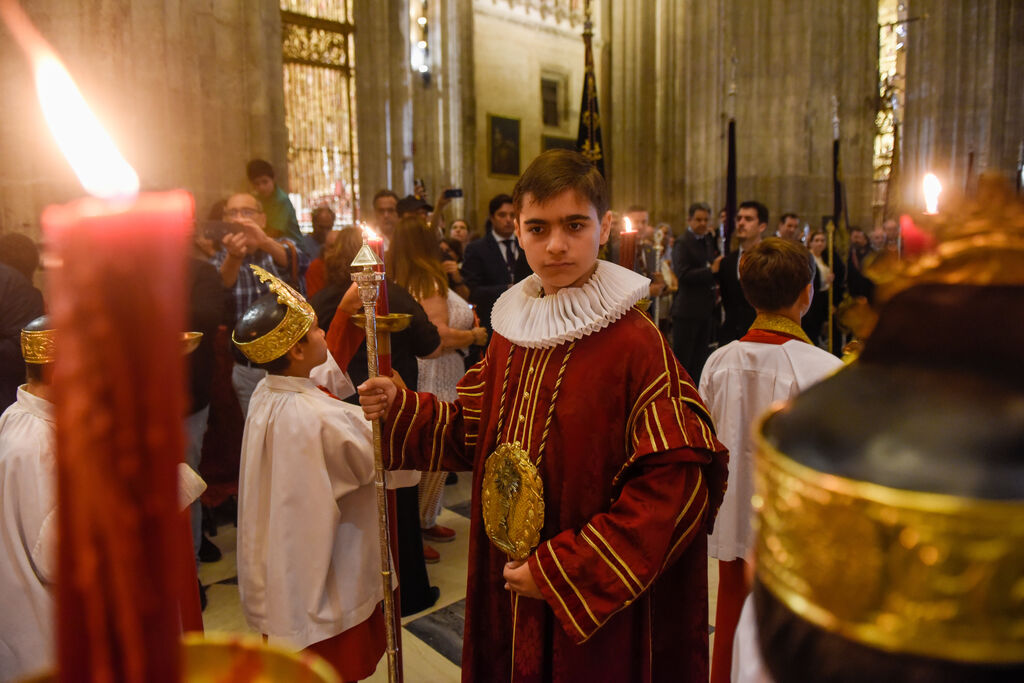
left=280, top=1, right=359, bottom=225
left=874, top=0, right=907, bottom=217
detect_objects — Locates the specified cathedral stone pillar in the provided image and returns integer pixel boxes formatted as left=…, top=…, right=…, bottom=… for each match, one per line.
left=0, top=0, right=288, bottom=236
left=902, top=0, right=1024, bottom=205
left=607, top=0, right=877, bottom=232
left=410, top=0, right=476, bottom=226
left=354, top=0, right=415, bottom=203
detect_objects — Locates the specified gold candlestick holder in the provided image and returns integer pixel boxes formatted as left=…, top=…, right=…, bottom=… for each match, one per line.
left=349, top=242, right=402, bottom=683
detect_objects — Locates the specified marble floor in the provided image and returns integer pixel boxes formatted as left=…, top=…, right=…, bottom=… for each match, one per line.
left=198, top=476, right=720, bottom=681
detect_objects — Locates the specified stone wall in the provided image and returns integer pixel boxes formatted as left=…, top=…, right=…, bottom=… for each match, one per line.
left=0, top=0, right=288, bottom=238
left=902, top=0, right=1024, bottom=206
left=607, top=0, right=877, bottom=233
left=469, top=0, right=593, bottom=233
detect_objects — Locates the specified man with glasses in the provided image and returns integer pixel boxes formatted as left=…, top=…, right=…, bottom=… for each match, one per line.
left=211, top=192, right=309, bottom=415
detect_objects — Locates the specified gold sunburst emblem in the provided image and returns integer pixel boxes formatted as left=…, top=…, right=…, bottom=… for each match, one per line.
left=481, top=441, right=545, bottom=560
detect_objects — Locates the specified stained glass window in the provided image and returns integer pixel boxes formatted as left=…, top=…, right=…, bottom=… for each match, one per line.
left=280, top=1, right=359, bottom=227
left=875, top=0, right=906, bottom=214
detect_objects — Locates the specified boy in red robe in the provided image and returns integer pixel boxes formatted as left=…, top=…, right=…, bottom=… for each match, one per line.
left=359, top=149, right=728, bottom=682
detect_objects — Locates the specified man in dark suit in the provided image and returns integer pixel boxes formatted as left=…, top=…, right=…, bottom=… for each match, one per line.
left=716, top=200, right=768, bottom=345
left=461, top=193, right=532, bottom=330
left=671, top=202, right=722, bottom=383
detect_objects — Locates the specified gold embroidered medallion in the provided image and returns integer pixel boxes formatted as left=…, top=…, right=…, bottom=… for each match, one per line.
left=481, top=441, right=545, bottom=560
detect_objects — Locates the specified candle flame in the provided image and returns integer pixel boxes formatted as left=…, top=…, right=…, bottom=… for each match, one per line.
left=363, top=223, right=382, bottom=242
left=622, top=216, right=635, bottom=233
left=923, top=173, right=942, bottom=214
left=0, top=0, right=139, bottom=199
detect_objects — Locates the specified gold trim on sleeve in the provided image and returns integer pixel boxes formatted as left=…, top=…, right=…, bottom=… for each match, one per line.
left=547, top=541, right=601, bottom=627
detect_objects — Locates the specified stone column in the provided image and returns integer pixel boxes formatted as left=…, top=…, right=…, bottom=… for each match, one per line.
left=902, top=0, right=1024, bottom=205
left=0, top=0, right=287, bottom=237
left=354, top=0, right=414, bottom=202
left=410, top=0, right=475, bottom=226
left=607, top=0, right=877, bottom=232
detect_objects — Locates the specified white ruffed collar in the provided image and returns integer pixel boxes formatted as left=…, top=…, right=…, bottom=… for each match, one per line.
left=490, top=260, right=650, bottom=349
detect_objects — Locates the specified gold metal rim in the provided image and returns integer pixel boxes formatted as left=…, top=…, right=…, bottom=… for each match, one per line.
left=754, top=406, right=1024, bottom=664
left=181, top=331, right=203, bottom=355
left=351, top=312, right=413, bottom=333
left=755, top=410, right=1024, bottom=516
left=20, top=328, right=56, bottom=364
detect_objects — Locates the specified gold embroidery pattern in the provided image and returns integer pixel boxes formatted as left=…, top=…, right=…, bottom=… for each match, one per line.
left=748, top=313, right=813, bottom=345
left=20, top=329, right=56, bottom=364
left=232, top=265, right=314, bottom=363
left=754, top=413, right=1024, bottom=663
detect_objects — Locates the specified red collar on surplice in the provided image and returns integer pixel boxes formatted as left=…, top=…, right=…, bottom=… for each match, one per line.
left=318, top=385, right=342, bottom=401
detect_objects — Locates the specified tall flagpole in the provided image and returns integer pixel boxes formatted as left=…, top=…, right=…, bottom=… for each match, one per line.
left=350, top=241, right=402, bottom=683
left=576, top=0, right=604, bottom=176
left=723, top=51, right=737, bottom=252
left=828, top=96, right=840, bottom=356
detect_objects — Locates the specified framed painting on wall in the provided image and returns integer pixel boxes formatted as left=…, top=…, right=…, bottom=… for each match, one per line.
left=489, top=115, right=520, bottom=176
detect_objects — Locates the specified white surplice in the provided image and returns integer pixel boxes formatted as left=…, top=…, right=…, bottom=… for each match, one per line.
left=0, top=387, right=57, bottom=682
left=238, top=357, right=387, bottom=650
left=731, top=595, right=773, bottom=683
left=699, top=338, right=843, bottom=561
left=0, top=386, right=205, bottom=681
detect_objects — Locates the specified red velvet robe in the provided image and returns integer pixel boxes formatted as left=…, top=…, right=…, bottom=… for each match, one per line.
left=383, top=308, right=728, bottom=682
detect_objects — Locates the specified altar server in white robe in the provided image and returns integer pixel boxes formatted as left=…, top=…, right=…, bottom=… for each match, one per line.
left=0, top=317, right=58, bottom=681
left=0, top=316, right=207, bottom=682
left=698, top=239, right=843, bottom=683
left=233, top=266, right=387, bottom=681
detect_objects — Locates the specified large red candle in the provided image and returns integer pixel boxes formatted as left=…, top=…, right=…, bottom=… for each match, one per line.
left=44, top=191, right=193, bottom=683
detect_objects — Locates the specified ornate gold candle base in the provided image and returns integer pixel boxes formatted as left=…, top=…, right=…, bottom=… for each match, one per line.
left=181, top=331, right=203, bottom=355
left=21, top=633, right=342, bottom=683
left=351, top=314, right=411, bottom=363
left=350, top=313, right=413, bottom=333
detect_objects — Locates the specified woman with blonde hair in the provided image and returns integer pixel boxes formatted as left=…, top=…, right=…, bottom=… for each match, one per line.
left=388, top=216, right=486, bottom=561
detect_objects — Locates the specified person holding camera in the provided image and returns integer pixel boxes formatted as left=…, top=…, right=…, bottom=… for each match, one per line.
left=210, top=192, right=310, bottom=416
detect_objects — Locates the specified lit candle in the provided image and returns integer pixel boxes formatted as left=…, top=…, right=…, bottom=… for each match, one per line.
left=1, top=3, right=192, bottom=680
left=923, top=173, right=942, bottom=215
left=360, top=224, right=393, bottom=377
left=620, top=216, right=637, bottom=270
left=363, top=223, right=390, bottom=316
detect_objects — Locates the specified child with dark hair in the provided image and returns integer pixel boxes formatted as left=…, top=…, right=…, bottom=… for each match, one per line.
left=245, top=158, right=313, bottom=256
left=359, top=149, right=729, bottom=681
left=232, top=266, right=387, bottom=680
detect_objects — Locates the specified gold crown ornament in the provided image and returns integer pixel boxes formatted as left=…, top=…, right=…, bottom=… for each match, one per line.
left=20, top=328, right=56, bottom=364
left=232, top=265, right=315, bottom=364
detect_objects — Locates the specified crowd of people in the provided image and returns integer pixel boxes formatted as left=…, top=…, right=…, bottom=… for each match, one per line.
left=6, top=147, right=1004, bottom=683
